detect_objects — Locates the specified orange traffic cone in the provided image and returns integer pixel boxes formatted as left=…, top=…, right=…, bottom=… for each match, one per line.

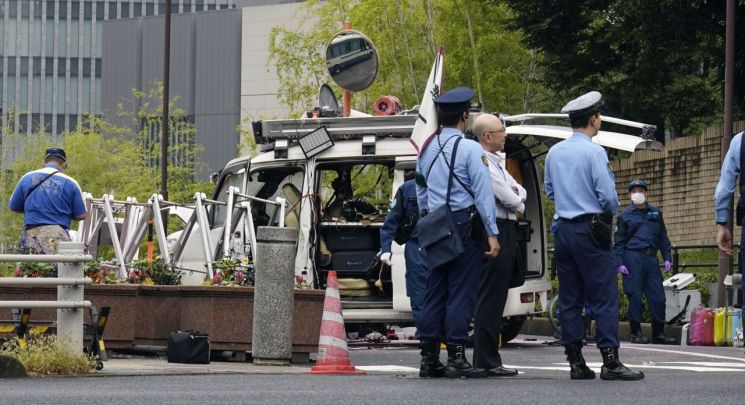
left=309, top=271, right=365, bottom=375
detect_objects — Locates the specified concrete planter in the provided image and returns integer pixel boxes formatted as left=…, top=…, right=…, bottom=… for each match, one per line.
left=0, top=284, right=325, bottom=361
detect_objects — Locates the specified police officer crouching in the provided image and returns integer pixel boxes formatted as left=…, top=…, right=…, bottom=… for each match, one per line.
left=545, top=91, right=644, bottom=381
left=615, top=180, right=675, bottom=344
left=415, top=87, right=500, bottom=378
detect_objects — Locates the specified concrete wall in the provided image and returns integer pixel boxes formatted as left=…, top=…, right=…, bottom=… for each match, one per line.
left=611, top=122, right=745, bottom=246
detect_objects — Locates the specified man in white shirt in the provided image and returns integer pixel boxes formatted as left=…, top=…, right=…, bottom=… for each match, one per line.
left=471, top=113, right=527, bottom=377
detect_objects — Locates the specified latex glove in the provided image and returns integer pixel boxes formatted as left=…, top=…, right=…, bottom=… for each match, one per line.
left=617, top=265, right=629, bottom=276
left=664, top=260, right=672, bottom=273
left=380, top=252, right=392, bottom=266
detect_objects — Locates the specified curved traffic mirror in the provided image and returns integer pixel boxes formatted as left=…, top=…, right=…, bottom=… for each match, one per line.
left=325, top=30, right=378, bottom=92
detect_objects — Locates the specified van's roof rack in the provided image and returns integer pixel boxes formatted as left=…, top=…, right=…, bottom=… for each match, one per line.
left=252, top=114, right=417, bottom=145
left=502, top=113, right=657, bottom=140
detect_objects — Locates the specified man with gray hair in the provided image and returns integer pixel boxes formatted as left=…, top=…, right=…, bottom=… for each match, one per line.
left=471, top=113, right=525, bottom=377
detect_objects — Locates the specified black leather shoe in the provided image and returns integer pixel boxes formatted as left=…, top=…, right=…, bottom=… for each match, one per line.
left=486, top=365, right=518, bottom=377
left=419, top=341, right=445, bottom=378
left=630, top=333, right=650, bottom=344
left=599, top=347, right=644, bottom=381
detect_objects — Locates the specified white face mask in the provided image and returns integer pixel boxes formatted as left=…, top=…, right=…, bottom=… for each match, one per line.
left=630, top=192, right=646, bottom=205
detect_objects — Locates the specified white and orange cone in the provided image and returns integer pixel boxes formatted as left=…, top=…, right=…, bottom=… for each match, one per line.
left=309, top=271, right=365, bottom=375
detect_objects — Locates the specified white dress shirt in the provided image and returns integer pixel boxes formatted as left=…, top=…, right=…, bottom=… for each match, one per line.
left=484, top=150, right=527, bottom=220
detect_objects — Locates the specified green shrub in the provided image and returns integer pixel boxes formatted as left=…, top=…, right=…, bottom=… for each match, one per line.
left=0, top=335, right=94, bottom=376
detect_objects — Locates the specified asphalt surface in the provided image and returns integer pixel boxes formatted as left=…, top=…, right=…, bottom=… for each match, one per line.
left=2, top=335, right=744, bottom=404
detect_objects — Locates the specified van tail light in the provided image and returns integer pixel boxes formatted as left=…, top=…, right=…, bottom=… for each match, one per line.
left=520, top=293, right=534, bottom=303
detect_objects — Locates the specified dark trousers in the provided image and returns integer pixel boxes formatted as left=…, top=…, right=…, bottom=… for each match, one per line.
left=404, top=239, right=428, bottom=337
left=473, top=220, right=516, bottom=369
left=622, top=250, right=666, bottom=323
left=418, top=211, right=482, bottom=344
left=554, top=220, right=619, bottom=348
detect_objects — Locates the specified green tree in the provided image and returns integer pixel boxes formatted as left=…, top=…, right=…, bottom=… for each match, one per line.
left=268, top=0, right=555, bottom=116
left=503, top=0, right=745, bottom=139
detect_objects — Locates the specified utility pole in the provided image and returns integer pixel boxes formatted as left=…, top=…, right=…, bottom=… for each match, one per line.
left=718, top=0, right=735, bottom=307
left=161, top=0, right=172, bottom=229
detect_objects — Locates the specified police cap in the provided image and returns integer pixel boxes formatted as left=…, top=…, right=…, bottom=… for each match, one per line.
left=561, top=91, right=605, bottom=118
left=44, top=147, right=66, bottom=162
left=434, top=87, right=474, bottom=114
left=628, top=179, right=647, bottom=191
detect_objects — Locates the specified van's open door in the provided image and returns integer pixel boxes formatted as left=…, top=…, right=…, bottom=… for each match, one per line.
left=503, top=113, right=663, bottom=153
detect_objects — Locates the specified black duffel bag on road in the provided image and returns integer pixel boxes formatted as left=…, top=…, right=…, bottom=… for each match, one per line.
left=167, top=330, right=210, bottom=364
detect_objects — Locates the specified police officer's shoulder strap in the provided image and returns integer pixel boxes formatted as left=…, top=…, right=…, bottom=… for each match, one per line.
left=23, top=170, right=60, bottom=201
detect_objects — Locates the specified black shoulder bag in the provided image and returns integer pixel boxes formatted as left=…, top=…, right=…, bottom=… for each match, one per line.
left=415, top=137, right=465, bottom=269
left=590, top=213, right=614, bottom=250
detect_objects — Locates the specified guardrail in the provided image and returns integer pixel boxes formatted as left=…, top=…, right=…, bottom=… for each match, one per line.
left=0, top=242, right=93, bottom=354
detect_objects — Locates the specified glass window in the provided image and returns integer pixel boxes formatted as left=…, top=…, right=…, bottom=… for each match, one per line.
left=146, top=2, right=154, bottom=16
left=58, top=59, right=66, bottom=75
left=58, top=0, right=67, bottom=19
left=32, top=113, right=41, bottom=132
left=20, top=57, right=29, bottom=75
left=33, top=57, right=42, bottom=75
left=45, top=1, right=54, bottom=19
left=71, top=1, right=79, bottom=19
left=108, top=1, right=117, bottom=19
left=7, top=57, right=16, bottom=75
left=95, top=58, right=101, bottom=77
left=84, top=1, right=92, bottom=19
left=21, top=0, right=30, bottom=18
left=8, top=0, right=17, bottom=18
left=70, top=58, right=78, bottom=75
left=121, top=3, right=129, bottom=18
left=45, top=57, right=53, bottom=75
left=220, top=3, right=229, bottom=10
left=56, top=114, right=65, bottom=134
left=195, top=0, right=203, bottom=12
left=32, top=76, right=41, bottom=111
left=134, top=3, right=141, bottom=18
left=44, top=114, right=53, bottom=132
left=69, top=114, right=78, bottom=131
left=0, top=2, right=4, bottom=18
left=82, top=58, right=91, bottom=77
left=96, top=2, right=104, bottom=20
left=183, top=3, right=191, bottom=13
left=207, top=3, right=216, bottom=11
left=34, top=0, right=43, bottom=18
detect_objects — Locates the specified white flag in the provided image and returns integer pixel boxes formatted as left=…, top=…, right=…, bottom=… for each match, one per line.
left=410, top=46, right=444, bottom=155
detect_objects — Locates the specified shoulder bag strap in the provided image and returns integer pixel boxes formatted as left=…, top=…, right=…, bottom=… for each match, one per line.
left=424, top=135, right=457, bottom=182
left=23, top=170, right=60, bottom=201
left=445, top=137, right=463, bottom=207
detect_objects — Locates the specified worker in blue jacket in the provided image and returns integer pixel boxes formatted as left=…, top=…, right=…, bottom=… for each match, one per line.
left=614, top=179, right=675, bottom=344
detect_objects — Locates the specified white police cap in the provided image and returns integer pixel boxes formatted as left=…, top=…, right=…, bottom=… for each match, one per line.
left=561, top=91, right=604, bottom=117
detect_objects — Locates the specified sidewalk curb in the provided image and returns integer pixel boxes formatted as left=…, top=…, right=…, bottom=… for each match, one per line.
left=522, top=317, right=684, bottom=344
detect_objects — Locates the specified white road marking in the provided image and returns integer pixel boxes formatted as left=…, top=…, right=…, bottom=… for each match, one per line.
left=356, top=365, right=420, bottom=372
left=621, top=345, right=745, bottom=362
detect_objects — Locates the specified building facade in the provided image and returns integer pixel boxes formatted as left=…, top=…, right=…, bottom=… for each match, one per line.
left=0, top=0, right=239, bottom=138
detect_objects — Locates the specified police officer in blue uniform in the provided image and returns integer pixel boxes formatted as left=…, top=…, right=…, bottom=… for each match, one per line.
left=379, top=174, right=428, bottom=337
left=545, top=91, right=644, bottom=381
left=714, top=130, right=745, bottom=341
left=415, top=87, right=500, bottom=379
left=614, top=179, right=676, bottom=344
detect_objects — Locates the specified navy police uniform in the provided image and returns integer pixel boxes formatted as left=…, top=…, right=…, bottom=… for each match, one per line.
left=545, top=91, right=644, bottom=380
left=379, top=179, right=428, bottom=335
left=415, top=87, right=498, bottom=378
left=614, top=180, right=673, bottom=343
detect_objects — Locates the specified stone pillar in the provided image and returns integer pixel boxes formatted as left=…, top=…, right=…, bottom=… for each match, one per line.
left=252, top=227, right=298, bottom=365
left=57, top=242, right=85, bottom=354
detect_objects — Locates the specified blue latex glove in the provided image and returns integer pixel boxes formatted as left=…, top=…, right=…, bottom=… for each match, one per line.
left=664, top=260, right=672, bottom=273
left=617, top=265, right=629, bottom=276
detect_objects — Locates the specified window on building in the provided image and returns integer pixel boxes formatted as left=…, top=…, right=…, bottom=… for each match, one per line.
left=96, top=2, right=105, bottom=20
left=8, top=0, right=17, bottom=18
left=58, top=59, right=66, bottom=76
left=20, top=57, right=29, bottom=76
left=70, top=58, right=78, bottom=75
left=108, top=1, right=117, bottom=19
left=82, top=58, right=91, bottom=77
left=195, top=0, right=204, bottom=12
left=43, top=114, right=53, bottom=131
left=58, top=0, right=67, bottom=19
left=121, top=3, right=129, bottom=18
left=208, top=3, right=216, bottom=11
left=71, top=1, right=79, bottom=19
left=183, top=3, right=192, bottom=13
left=7, top=57, right=16, bottom=75
left=45, top=1, right=54, bottom=19
left=56, top=114, right=65, bottom=133
left=33, top=57, right=42, bottom=75
left=45, top=57, right=54, bottom=74
left=84, top=1, right=92, bottom=20
left=95, top=59, right=102, bottom=77
left=69, top=115, right=78, bottom=131
left=34, top=0, right=43, bottom=18
left=145, top=2, right=154, bottom=16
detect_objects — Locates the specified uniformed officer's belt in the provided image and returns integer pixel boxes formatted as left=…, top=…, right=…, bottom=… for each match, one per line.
left=495, top=218, right=517, bottom=224
left=559, top=214, right=595, bottom=223
left=630, top=248, right=657, bottom=256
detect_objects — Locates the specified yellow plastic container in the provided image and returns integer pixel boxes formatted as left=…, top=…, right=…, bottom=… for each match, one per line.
left=713, top=308, right=727, bottom=346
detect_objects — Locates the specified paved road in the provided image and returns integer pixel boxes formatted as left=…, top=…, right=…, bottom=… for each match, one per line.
left=2, top=335, right=743, bottom=404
